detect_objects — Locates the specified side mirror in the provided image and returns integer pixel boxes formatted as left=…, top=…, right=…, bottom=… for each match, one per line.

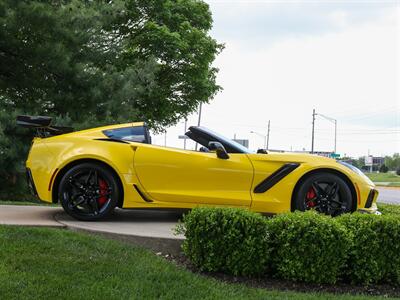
left=208, top=141, right=229, bottom=159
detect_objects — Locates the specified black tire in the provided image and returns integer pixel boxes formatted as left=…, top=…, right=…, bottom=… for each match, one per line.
left=59, top=162, right=120, bottom=221
left=293, top=172, right=354, bottom=216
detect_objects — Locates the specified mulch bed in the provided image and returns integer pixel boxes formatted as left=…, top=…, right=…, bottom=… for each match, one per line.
left=157, top=251, right=400, bottom=298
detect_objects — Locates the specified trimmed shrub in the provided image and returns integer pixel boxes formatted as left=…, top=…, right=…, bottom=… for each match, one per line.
left=379, top=164, right=389, bottom=173
left=338, top=213, right=400, bottom=285
left=176, top=207, right=270, bottom=276
left=178, top=207, right=400, bottom=285
left=268, top=211, right=351, bottom=284
left=379, top=203, right=400, bottom=217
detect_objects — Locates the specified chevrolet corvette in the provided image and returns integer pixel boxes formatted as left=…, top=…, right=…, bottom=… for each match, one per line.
left=18, top=115, right=379, bottom=221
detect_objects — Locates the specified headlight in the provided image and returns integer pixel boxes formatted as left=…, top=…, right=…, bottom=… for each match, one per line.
left=337, top=161, right=374, bottom=185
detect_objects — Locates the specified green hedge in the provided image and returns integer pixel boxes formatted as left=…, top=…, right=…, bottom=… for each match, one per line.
left=176, top=207, right=270, bottom=276
left=178, top=207, right=400, bottom=285
left=268, top=212, right=350, bottom=283
left=338, top=213, right=400, bottom=285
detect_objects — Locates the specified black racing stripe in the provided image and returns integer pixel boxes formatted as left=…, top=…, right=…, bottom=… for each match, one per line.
left=254, top=163, right=300, bottom=193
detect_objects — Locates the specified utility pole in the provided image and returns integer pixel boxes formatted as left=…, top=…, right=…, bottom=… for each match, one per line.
left=334, top=119, right=337, bottom=153
left=266, top=120, right=270, bottom=150
left=164, top=130, right=167, bottom=147
left=195, top=103, right=202, bottom=151
left=311, top=109, right=316, bottom=153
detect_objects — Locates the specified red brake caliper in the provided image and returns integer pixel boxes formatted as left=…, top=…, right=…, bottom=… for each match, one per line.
left=306, top=187, right=316, bottom=208
left=98, top=179, right=109, bottom=206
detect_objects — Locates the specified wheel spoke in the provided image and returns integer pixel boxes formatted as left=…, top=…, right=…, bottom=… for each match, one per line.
left=91, top=199, right=99, bottom=215
left=327, top=182, right=339, bottom=198
left=85, top=170, right=93, bottom=185
left=69, top=176, right=85, bottom=191
left=70, top=197, right=86, bottom=208
left=311, top=182, right=325, bottom=197
left=84, top=170, right=99, bottom=186
left=329, top=199, right=343, bottom=206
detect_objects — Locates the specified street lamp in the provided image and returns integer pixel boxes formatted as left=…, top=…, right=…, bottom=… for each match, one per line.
left=316, top=113, right=337, bottom=153
left=250, top=131, right=267, bottom=149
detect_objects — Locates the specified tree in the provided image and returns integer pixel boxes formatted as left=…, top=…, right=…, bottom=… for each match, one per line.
left=379, top=164, right=388, bottom=173
left=0, top=0, right=222, bottom=194
left=385, top=154, right=400, bottom=171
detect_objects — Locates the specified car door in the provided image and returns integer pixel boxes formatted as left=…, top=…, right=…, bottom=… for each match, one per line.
left=133, top=145, right=254, bottom=207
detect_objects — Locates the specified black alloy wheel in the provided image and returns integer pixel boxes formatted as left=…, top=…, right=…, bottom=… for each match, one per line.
left=293, top=172, right=354, bottom=216
left=59, top=162, right=120, bottom=221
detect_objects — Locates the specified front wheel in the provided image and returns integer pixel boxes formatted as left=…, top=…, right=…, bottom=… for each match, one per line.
left=59, top=162, right=120, bottom=221
left=293, top=172, right=354, bottom=216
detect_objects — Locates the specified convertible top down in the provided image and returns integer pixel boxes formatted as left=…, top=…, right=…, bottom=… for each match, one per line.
left=19, top=115, right=379, bottom=220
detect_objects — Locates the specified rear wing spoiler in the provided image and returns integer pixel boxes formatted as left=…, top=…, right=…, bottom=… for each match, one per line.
left=16, top=115, right=73, bottom=137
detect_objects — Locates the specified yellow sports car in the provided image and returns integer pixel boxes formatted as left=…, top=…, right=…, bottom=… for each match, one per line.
left=18, top=115, right=379, bottom=221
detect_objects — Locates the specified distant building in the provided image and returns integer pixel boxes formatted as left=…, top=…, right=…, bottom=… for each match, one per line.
left=362, top=156, right=385, bottom=172
left=373, top=157, right=385, bottom=166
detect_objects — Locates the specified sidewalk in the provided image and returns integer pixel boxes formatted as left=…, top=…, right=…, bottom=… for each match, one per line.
left=0, top=205, right=63, bottom=227
left=0, top=204, right=184, bottom=255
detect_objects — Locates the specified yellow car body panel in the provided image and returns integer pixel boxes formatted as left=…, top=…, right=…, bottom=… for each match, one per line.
left=25, top=122, right=378, bottom=215
left=247, top=152, right=377, bottom=213
left=134, top=145, right=253, bottom=206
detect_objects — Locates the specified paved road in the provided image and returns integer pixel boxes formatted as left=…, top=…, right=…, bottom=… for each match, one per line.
left=377, top=187, right=400, bottom=205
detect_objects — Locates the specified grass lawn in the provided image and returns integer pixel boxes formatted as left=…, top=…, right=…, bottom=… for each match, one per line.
left=0, top=226, right=396, bottom=300
left=366, top=173, right=400, bottom=183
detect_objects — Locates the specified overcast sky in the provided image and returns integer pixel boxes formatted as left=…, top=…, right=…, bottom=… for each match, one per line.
left=153, top=0, right=399, bottom=158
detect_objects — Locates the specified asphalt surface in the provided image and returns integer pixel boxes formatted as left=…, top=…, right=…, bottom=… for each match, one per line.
left=377, top=187, right=400, bottom=205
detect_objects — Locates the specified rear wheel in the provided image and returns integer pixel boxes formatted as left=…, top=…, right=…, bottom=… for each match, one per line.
left=293, top=172, right=354, bottom=216
left=59, top=162, right=120, bottom=221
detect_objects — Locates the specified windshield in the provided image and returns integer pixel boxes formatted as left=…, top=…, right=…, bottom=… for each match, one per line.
left=186, top=126, right=252, bottom=154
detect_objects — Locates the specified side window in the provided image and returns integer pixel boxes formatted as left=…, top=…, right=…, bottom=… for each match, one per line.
left=103, top=126, right=150, bottom=143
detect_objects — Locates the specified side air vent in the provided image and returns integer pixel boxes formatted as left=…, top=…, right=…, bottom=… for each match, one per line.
left=133, top=184, right=153, bottom=202
left=254, top=163, right=300, bottom=193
